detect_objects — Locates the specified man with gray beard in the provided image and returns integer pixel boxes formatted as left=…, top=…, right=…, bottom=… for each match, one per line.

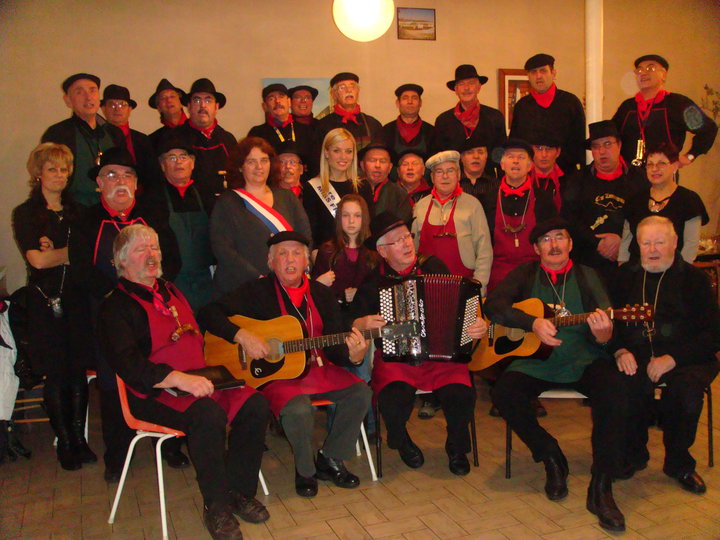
left=70, top=147, right=182, bottom=481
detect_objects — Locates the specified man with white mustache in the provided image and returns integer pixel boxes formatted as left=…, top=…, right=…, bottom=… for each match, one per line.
left=70, top=147, right=183, bottom=482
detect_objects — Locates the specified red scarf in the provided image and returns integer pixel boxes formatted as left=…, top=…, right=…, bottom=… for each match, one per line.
left=188, top=118, right=217, bottom=139
left=532, top=165, right=564, bottom=209
left=594, top=156, right=627, bottom=180
left=372, top=178, right=389, bottom=202
left=397, top=256, right=419, bottom=276
left=396, top=116, right=422, bottom=143
left=101, top=197, right=136, bottom=219
left=431, top=184, right=462, bottom=205
left=161, top=111, right=188, bottom=128
left=267, top=113, right=293, bottom=128
left=453, top=102, right=480, bottom=136
left=499, top=176, right=531, bottom=197
left=290, top=184, right=302, bottom=198
left=530, top=83, right=556, bottom=108
left=283, top=275, right=311, bottom=308
left=334, top=104, right=361, bottom=125
left=117, top=123, right=137, bottom=163
left=172, top=179, right=194, bottom=198
left=635, top=89, right=669, bottom=123
left=294, top=114, right=314, bottom=125
left=541, top=259, right=573, bottom=284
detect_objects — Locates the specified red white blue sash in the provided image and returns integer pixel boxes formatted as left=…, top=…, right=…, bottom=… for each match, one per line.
left=233, top=189, right=292, bottom=234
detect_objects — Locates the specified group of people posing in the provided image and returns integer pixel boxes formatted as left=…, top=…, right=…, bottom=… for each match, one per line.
left=9, top=51, right=719, bottom=540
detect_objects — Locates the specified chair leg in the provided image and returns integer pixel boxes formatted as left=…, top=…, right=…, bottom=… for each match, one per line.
left=470, top=411, right=479, bottom=467
left=707, top=386, right=714, bottom=468
left=258, top=470, right=269, bottom=496
left=359, top=423, right=377, bottom=481
left=156, top=434, right=175, bottom=540
left=108, top=432, right=145, bottom=525
left=505, top=422, right=512, bottom=479
left=374, top=400, right=383, bottom=478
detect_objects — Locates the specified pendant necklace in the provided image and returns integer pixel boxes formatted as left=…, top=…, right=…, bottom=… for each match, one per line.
left=641, top=269, right=666, bottom=356
left=498, top=188, right=530, bottom=248
left=543, top=269, right=571, bottom=317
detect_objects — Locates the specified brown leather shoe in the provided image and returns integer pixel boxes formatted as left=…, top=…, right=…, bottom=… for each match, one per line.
left=231, top=492, right=270, bottom=523
left=203, top=503, right=243, bottom=540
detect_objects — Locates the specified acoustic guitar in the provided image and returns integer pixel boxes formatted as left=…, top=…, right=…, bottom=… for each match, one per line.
left=468, top=299, right=654, bottom=372
left=204, top=315, right=418, bottom=388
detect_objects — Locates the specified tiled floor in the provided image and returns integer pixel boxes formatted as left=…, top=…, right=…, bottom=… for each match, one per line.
left=2, top=377, right=719, bottom=539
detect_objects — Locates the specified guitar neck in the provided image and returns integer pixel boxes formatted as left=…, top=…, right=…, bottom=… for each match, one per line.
left=552, top=308, right=614, bottom=328
left=284, top=327, right=382, bottom=353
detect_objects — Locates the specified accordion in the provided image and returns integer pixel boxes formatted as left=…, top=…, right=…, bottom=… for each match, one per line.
left=378, top=274, right=482, bottom=364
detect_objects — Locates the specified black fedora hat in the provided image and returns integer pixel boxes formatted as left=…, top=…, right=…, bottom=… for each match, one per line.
left=366, top=211, right=407, bottom=250
left=156, top=137, right=196, bottom=157
left=397, top=148, right=426, bottom=164
left=100, top=84, right=137, bottom=109
left=525, top=129, right=562, bottom=149
left=459, top=125, right=493, bottom=153
left=276, top=140, right=305, bottom=162
left=87, top=147, right=136, bottom=180
left=62, top=73, right=100, bottom=93
left=267, top=230, right=310, bottom=247
left=586, top=120, right=620, bottom=148
left=358, top=141, right=396, bottom=164
left=148, top=78, right=187, bottom=109
left=501, top=138, right=535, bottom=159
left=394, top=83, right=424, bottom=98
left=288, top=85, right=319, bottom=100
left=183, top=78, right=226, bottom=108
left=447, top=65, right=488, bottom=90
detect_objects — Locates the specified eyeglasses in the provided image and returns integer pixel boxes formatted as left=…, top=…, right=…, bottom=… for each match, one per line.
left=164, top=153, right=191, bottom=163
left=645, top=161, right=671, bottom=170
left=590, top=140, right=617, bottom=150
left=100, top=171, right=136, bottom=182
left=244, top=157, right=270, bottom=167
left=432, top=167, right=458, bottom=177
left=537, top=233, right=569, bottom=245
left=191, top=96, right=216, bottom=105
left=377, top=232, right=414, bottom=247
left=107, top=101, right=129, bottom=110
left=336, top=83, right=358, bottom=92
left=293, top=95, right=312, bottom=102
left=279, top=159, right=301, bottom=166
left=634, top=65, right=663, bottom=75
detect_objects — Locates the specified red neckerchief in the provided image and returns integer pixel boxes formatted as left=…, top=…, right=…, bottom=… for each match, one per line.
left=453, top=101, right=480, bottom=137
left=530, top=83, right=556, bottom=108
left=290, top=184, right=302, bottom=197
left=541, top=259, right=573, bottom=284
left=117, top=123, right=137, bottom=163
left=372, top=178, right=390, bottom=202
left=135, top=280, right=173, bottom=316
left=405, top=179, right=430, bottom=196
left=267, top=113, right=293, bottom=129
left=397, top=256, right=419, bottom=276
left=635, top=89, right=669, bottom=123
left=188, top=118, right=218, bottom=139
left=162, top=111, right=188, bottom=128
left=431, top=184, right=462, bottom=205
left=334, top=104, right=361, bottom=125
left=101, top=197, right=136, bottom=219
left=499, top=176, right=532, bottom=197
left=294, top=114, right=314, bottom=125
left=396, top=116, right=422, bottom=143
left=532, top=165, right=563, bottom=209
left=172, top=179, right=194, bottom=198
left=594, top=155, right=628, bottom=180
left=283, top=275, right=311, bottom=308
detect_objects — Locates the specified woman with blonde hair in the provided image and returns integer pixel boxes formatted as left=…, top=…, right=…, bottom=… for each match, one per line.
left=303, top=128, right=373, bottom=246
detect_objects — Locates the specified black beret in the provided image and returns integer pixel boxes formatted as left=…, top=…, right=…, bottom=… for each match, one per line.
left=330, top=72, right=359, bottom=87
left=529, top=217, right=573, bottom=244
left=524, top=53, right=555, bottom=71
left=501, top=138, right=535, bottom=159
left=634, top=54, right=669, bottom=70
left=262, top=83, right=288, bottom=100
left=267, top=230, right=310, bottom=247
left=62, top=73, right=100, bottom=93
left=394, top=83, right=424, bottom=98
left=288, top=85, right=319, bottom=100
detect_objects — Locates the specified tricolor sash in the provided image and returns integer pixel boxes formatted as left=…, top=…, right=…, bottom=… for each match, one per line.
left=233, top=189, right=292, bottom=234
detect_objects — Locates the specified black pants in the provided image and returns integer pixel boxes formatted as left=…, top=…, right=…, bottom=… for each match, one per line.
left=378, top=381, right=475, bottom=454
left=626, top=361, right=719, bottom=476
left=491, top=358, right=631, bottom=475
left=128, top=392, right=269, bottom=507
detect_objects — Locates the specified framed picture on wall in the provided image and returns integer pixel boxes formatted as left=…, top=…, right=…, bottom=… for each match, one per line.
left=498, top=69, right=530, bottom=133
left=397, top=8, right=436, bottom=40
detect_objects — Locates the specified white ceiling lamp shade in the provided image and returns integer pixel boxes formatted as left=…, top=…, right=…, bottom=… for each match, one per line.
left=332, top=0, right=395, bottom=42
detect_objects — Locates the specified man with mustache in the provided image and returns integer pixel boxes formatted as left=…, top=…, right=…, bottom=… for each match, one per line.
left=70, top=147, right=183, bottom=482
left=42, top=73, right=124, bottom=207
left=289, top=85, right=319, bottom=135
left=561, top=121, right=645, bottom=280
left=485, top=217, right=633, bottom=532
left=610, top=216, right=720, bottom=496
left=359, top=142, right=412, bottom=224
left=459, top=128, right=498, bottom=201
left=99, top=224, right=270, bottom=540
left=275, top=140, right=305, bottom=199
left=161, top=78, right=237, bottom=213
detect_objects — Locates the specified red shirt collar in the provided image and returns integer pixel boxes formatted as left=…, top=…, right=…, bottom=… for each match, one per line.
left=188, top=118, right=218, bottom=138
left=162, top=111, right=188, bottom=128
left=171, top=179, right=194, bottom=198
left=541, top=259, right=573, bottom=284
left=101, top=197, right=136, bottom=219
left=267, top=113, right=293, bottom=128
left=372, top=178, right=390, bottom=202
left=431, top=184, right=462, bottom=205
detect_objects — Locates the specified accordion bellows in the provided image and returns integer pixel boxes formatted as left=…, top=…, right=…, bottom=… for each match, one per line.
left=378, top=274, right=482, bottom=364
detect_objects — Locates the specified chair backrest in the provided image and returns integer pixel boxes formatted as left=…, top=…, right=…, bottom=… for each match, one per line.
left=115, top=375, right=185, bottom=436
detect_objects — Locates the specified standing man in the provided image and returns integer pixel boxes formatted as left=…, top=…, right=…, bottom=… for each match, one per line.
left=529, top=132, right=565, bottom=211
left=510, top=54, right=586, bottom=174
left=486, top=217, right=632, bottom=533
left=289, top=85, right=319, bottom=135
left=248, top=84, right=313, bottom=162
left=562, top=121, right=645, bottom=279
left=432, top=64, right=506, bottom=169
left=396, top=150, right=431, bottom=208
left=147, top=78, right=187, bottom=150
left=42, top=73, right=124, bottom=207
left=359, top=142, right=412, bottom=224
left=162, top=78, right=237, bottom=213
left=275, top=140, right=305, bottom=198
left=612, top=55, right=717, bottom=167
left=412, top=151, right=492, bottom=295
left=382, top=84, right=435, bottom=158
left=612, top=216, right=720, bottom=495
left=459, top=130, right=497, bottom=201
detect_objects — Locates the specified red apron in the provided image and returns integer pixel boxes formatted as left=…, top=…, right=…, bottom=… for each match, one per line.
left=120, top=281, right=254, bottom=422
left=487, top=190, right=538, bottom=292
left=260, top=279, right=361, bottom=417
left=418, top=197, right=474, bottom=279
left=93, top=217, right=147, bottom=281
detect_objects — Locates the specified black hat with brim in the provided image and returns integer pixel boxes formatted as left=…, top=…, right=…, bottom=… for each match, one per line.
left=634, top=54, right=669, bottom=70
left=459, top=126, right=493, bottom=153
left=501, top=138, right=535, bottom=159
left=288, top=85, right=319, bottom=100
left=87, top=147, right=136, bottom=180
left=366, top=211, right=407, bottom=250
left=358, top=141, right=396, bottom=164
left=447, top=64, right=488, bottom=90
left=156, top=138, right=196, bottom=157
left=267, top=230, right=310, bottom=247
left=183, top=78, right=226, bottom=108
left=148, top=78, right=187, bottom=109
left=524, top=53, right=555, bottom=71
left=586, top=120, right=621, bottom=148
left=276, top=140, right=305, bottom=163
left=330, top=72, right=359, bottom=87
left=262, top=83, right=289, bottom=100
left=529, top=217, right=573, bottom=244
left=62, top=73, right=100, bottom=93
left=525, top=130, right=562, bottom=148
left=397, top=148, right=426, bottom=164
left=395, top=83, right=424, bottom=98
left=100, top=84, right=137, bottom=109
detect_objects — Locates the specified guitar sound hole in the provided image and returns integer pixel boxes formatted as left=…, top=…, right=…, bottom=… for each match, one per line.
left=494, top=336, right=523, bottom=355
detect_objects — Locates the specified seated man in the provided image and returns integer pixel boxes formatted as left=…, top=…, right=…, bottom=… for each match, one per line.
left=199, top=231, right=372, bottom=498
left=98, top=225, right=270, bottom=540
left=612, top=216, right=720, bottom=494
left=485, top=217, right=631, bottom=532
left=352, top=212, right=488, bottom=476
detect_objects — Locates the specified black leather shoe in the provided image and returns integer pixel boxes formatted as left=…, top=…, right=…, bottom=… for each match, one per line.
left=615, top=461, right=647, bottom=480
left=203, top=503, right=243, bottom=540
left=532, top=398, right=547, bottom=418
left=295, top=470, right=318, bottom=498
left=315, top=451, right=359, bottom=488
left=57, top=445, right=82, bottom=471
left=230, top=492, right=269, bottom=523
left=675, top=471, right=707, bottom=494
left=162, top=447, right=190, bottom=469
left=543, top=453, right=568, bottom=501
left=587, top=473, right=625, bottom=532
left=398, top=437, right=424, bottom=469
left=73, top=440, right=98, bottom=464
left=448, top=453, right=470, bottom=476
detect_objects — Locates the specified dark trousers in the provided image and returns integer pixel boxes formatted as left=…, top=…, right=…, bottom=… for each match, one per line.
left=99, top=386, right=136, bottom=472
left=491, top=358, right=631, bottom=475
left=626, top=361, right=719, bottom=476
left=129, top=392, right=269, bottom=507
left=378, top=381, right=475, bottom=454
